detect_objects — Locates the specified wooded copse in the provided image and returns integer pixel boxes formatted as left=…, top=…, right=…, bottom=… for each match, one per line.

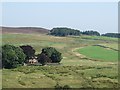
left=50, top=27, right=81, bottom=36
left=38, top=47, right=62, bottom=65
left=2, top=44, right=62, bottom=68
left=49, top=27, right=119, bottom=38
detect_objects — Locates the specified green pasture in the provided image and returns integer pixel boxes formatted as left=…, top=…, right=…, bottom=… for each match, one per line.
left=76, top=46, right=118, bottom=61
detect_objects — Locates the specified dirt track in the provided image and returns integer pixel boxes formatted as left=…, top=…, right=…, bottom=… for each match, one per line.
left=71, top=47, right=86, bottom=58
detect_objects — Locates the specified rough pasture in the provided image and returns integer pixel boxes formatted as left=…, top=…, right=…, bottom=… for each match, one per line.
left=2, top=33, right=119, bottom=88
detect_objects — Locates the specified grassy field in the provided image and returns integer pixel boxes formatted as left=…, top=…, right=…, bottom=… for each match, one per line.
left=2, top=65, right=118, bottom=88
left=2, top=33, right=119, bottom=88
left=76, top=46, right=118, bottom=61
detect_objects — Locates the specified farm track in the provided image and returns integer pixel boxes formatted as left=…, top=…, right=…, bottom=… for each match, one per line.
left=71, top=47, right=86, bottom=58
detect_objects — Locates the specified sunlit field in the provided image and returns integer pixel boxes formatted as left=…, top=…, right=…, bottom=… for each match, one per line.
left=76, top=45, right=118, bottom=61
left=2, top=33, right=119, bottom=88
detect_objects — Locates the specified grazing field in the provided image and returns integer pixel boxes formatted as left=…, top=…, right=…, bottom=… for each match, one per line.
left=2, top=33, right=119, bottom=88
left=76, top=46, right=118, bottom=61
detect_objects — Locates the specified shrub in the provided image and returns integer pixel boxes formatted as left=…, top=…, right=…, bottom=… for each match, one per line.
left=2, top=44, right=26, bottom=69
left=18, top=80, right=26, bottom=86
left=55, top=83, right=63, bottom=89
left=55, top=83, right=71, bottom=90
left=63, top=85, right=71, bottom=89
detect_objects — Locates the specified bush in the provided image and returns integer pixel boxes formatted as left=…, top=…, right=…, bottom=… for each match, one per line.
left=55, top=83, right=63, bottom=89
left=63, top=85, right=71, bottom=89
left=2, top=44, right=26, bottom=69
left=55, top=83, right=71, bottom=90
left=18, top=80, right=26, bottom=86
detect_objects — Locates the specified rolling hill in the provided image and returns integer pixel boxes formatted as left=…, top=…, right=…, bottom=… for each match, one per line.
left=2, top=27, right=50, bottom=34
left=2, top=26, right=119, bottom=88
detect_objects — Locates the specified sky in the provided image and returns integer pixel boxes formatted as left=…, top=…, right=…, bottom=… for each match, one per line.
left=1, top=1, right=118, bottom=34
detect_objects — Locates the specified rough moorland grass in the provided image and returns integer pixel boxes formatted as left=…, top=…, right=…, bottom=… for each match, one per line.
left=2, top=65, right=118, bottom=88
left=80, top=35, right=118, bottom=42
left=2, top=33, right=74, bottom=53
left=98, top=43, right=118, bottom=50
left=77, top=46, right=118, bottom=61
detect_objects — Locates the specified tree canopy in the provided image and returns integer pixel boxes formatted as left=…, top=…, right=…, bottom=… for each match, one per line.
left=2, top=44, right=26, bottom=69
left=20, top=45, right=35, bottom=62
left=50, top=27, right=81, bottom=36
left=38, top=47, right=62, bottom=65
left=81, top=30, right=100, bottom=36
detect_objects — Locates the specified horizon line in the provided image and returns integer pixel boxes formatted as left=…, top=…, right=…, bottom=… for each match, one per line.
left=1, top=25, right=119, bottom=34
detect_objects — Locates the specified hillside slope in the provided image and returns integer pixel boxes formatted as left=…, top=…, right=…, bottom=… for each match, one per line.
left=2, top=27, right=50, bottom=34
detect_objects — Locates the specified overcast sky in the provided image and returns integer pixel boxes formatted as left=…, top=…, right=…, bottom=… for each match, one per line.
left=1, top=1, right=118, bottom=34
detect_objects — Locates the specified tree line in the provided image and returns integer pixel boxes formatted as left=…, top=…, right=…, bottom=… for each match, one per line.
left=50, top=27, right=81, bottom=36
left=49, top=27, right=119, bottom=38
left=101, top=33, right=120, bottom=38
left=2, top=44, right=62, bottom=69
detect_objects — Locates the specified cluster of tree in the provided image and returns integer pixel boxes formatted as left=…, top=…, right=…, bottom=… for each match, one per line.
left=2, top=44, right=62, bottom=68
left=38, top=47, right=62, bottom=65
left=81, top=30, right=100, bottom=36
left=50, top=27, right=120, bottom=38
left=50, top=27, right=81, bottom=36
left=101, top=33, right=120, bottom=38
left=50, top=28, right=102, bottom=36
